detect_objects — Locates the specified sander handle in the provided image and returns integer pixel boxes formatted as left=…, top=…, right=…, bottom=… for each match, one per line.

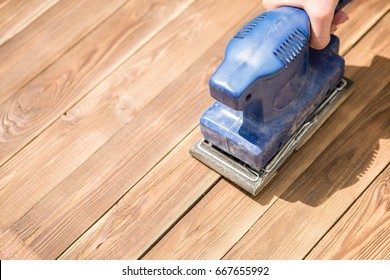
left=208, top=0, right=351, bottom=115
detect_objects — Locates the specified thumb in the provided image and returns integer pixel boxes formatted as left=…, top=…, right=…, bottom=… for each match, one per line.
left=305, top=2, right=338, bottom=49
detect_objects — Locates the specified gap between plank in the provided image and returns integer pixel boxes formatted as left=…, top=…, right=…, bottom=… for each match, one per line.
left=302, top=162, right=390, bottom=260
left=0, top=0, right=127, bottom=109
left=339, top=9, right=390, bottom=59
left=0, top=0, right=128, bottom=168
left=22, top=1, right=388, bottom=259
left=0, top=0, right=195, bottom=171
left=55, top=125, right=220, bottom=260
left=0, top=0, right=60, bottom=48
left=137, top=177, right=222, bottom=260
left=3, top=1, right=199, bottom=259
left=55, top=3, right=264, bottom=259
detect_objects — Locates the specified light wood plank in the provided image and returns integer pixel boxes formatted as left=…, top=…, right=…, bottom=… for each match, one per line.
left=143, top=13, right=390, bottom=259
left=0, top=0, right=195, bottom=164
left=144, top=176, right=261, bottom=260
left=0, top=0, right=125, bottom=105
left=306, top=166, right=390, bottom=260
left=337, top=0, right=390, bottom=52
left=0, top=0, right=262, bottom=259
left=60, top=130, right=220, bottom=259
left=0, top=0, right=195, bottom=239
left=63, top=4, right=389, bottom=260
left=0, top=0, right=59, bottom=47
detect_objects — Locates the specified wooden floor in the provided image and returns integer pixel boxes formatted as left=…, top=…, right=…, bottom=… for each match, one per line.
left=0, top=0, right=389, bottom=260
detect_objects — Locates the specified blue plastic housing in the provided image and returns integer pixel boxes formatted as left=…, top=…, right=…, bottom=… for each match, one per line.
left=200, top=7, right=345, bottom=170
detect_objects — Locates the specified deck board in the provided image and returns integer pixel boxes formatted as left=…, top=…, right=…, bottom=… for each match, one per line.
left=0, top=0, right=263, bottom=259
left=0, top=0, right=388, bottom=260
left=306, top=165, right=389, bottom=260
left=0, top=0, right=59, bottom=47
left=0, top=0, right=125, bottom=105
left=0, top=0, right=186, bottom=167
left=337, top=0, right=390, bottom=52
left=0, top=0, right=195, bottom=239
left=223, top=86, right=389, bottom=259
left=59, top=130, right=220, bottom=260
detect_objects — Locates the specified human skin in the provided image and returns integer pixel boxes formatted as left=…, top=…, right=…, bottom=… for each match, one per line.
left=263, top=0, right=349, bottom=49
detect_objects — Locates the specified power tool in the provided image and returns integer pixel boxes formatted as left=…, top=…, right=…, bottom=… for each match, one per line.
left=190, top=1, right=351, bottom=195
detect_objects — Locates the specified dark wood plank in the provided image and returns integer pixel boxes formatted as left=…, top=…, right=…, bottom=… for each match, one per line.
left=223, top=84, right=389, bottom=259
left=306, top=166, right=389, bottom=260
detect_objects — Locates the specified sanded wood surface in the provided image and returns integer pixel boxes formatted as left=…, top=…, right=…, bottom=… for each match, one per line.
left=0, top=0, right=58, bottom=47
left=0, top=0, right=126, bottom=105
left=0, top=0, right=389, bottom=260
left=0, top=0, right=195, bottom=228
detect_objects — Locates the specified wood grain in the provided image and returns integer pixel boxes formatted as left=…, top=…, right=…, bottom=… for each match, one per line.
left=0, top=0, right=195, bottom=239
left=223, top=85, right=389, bottom=259
left=0, top=0, right=59, bottom=47
left=336, top=0, right=390, bottom=52
left=144, top=178, right=263, bottom=260
left=0, top=0, right=388, bottom=261
left=0, top=0, right=262, bottom=259
left=0, top=0, right=125, bottom=105
left=306, top=165, right=390, bottom=260
left=143, top=13, right=390, bottom=260
left=60, top=130, right=220, bottom=259
left=0, top=0, right=195, bottom=163
left=62, top=4, right=389, bottom=260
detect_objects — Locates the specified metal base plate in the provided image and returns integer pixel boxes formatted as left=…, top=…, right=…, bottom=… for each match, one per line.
left=190, top=78, right=350, bottom=196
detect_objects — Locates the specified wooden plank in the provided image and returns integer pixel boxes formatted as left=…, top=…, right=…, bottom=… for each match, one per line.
left=59, top=130, right=220, bottom=259
left=144, top=176, right=262, bottom=260
left=306, top=165, right=390, bottom=260
left=224, top=87, right=389, bottom=259
left=146, top=83, right=390, bottom=260
left=0, top=0, right=195, bottom=236
left=0, top=0, right=195, bottom=168
left=62, top=4, right=389, bottom=259
left=337, top=0, right=390, bottom=52
left=143, top=12, right=390, bottom=259
left=0, top=0, right=125, bottom=105
left=0, top=0, right=262, bottom=259
left=0, top=0, right=59, bottom=47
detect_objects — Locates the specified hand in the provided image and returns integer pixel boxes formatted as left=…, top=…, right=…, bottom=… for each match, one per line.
left=263, top=0, right=348, bottom=49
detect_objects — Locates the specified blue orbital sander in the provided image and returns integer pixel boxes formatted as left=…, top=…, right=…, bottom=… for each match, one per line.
left=190, top=1, right=351, bottom=195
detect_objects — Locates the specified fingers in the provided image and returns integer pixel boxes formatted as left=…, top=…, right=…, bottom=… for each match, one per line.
left=332, top=10, right=349, bottom=25
left=331, top=24, right=337, bottom=33
left=304, top=0, right=338, bottom=49
left=262, top=0, right=348, bottom=50
left=306, top=7, right=334, bottom=49
left=330, top=11, right=348, bottom=34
